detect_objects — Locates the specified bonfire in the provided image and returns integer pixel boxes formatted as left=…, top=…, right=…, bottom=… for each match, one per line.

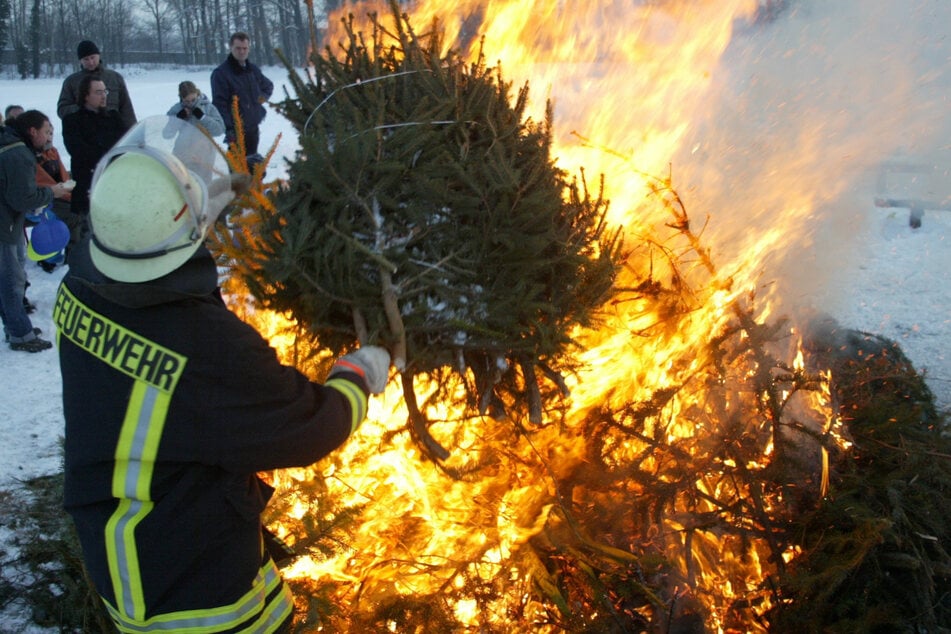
left=206, top=1, right=951, bottom=632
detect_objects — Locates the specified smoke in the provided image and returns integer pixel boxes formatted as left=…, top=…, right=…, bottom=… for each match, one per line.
left=670, top=0, right=951, bottom=312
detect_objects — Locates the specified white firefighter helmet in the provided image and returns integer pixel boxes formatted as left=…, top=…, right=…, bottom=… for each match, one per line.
left=90, top=150, right=208, bottom=283
left=88, top=116, right=234, bottom=283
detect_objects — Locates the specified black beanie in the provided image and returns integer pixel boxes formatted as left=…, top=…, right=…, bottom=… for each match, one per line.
left=77, top=40, right=100, bottom=59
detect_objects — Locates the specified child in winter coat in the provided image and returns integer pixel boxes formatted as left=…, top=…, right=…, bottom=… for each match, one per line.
left=167, top=81, right=226, bottom=138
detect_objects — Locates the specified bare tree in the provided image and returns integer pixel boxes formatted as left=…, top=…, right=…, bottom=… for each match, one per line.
left=141, top=0, right=174, bottom=54
left=0, top=0, right=11, bottom=55
left=1, top=0, right=317, bottom=70
left=28, top=0, right=39, bottom=77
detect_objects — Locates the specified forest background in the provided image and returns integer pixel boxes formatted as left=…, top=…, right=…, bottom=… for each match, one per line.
left=0, top=0, right=386, bottom=73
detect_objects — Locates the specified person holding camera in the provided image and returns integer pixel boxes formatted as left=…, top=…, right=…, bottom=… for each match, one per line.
left=167, top=80, right=225, bottom=138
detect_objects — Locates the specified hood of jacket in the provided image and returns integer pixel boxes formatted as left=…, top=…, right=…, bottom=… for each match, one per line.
left=194, top=92, right=213, bottom=108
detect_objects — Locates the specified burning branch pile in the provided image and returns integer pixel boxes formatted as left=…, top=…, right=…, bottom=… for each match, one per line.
left=231, top=166, right=951, bottom=632
left=210, top=4, right=951, bottom=633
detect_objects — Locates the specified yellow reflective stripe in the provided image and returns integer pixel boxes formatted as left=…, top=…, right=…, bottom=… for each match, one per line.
left=106, top=497, right=153, bottom=621
left=54, top=284, right=187, bottom=393
left=238, top=582, right=293, bottom=634
left=107, top=381, right=172, bottom=621
left=326, top=377, right=367, bottom=433
left=113, top=383, right=169, bottom=500
left=102, top=558, right=293, bottom=633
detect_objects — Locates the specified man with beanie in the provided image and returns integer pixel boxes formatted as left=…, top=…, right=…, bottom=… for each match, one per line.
left=211, top=31, right=273, bottom=156
left=57, top=40, right=137, bottom=129
left=57, top=116, right=390, bottom=633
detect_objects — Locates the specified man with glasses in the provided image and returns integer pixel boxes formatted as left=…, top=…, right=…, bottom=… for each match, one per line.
left=57, top=40, right=137, bottom=130
left=62, top=75, right=131, bottom=228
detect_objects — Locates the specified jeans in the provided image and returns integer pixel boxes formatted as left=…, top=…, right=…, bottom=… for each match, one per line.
left=0, top=240, right=34, bottom=340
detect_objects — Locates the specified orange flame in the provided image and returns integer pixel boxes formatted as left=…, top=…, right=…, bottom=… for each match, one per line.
left=235, top=1, right=871, bottom=630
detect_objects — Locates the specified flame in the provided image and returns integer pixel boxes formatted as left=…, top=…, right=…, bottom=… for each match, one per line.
left=230, top=0, right=880, bottom=630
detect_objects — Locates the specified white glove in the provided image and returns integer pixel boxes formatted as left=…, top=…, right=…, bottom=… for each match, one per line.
left=329, top=346, right=391, bottom=394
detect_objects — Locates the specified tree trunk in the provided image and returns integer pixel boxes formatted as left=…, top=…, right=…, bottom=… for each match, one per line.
left=29, top=0, right=39, bottom=78
left=250, top=0, right=273, bottom=65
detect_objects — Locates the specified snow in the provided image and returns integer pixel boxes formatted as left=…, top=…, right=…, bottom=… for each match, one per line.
left=1, top=2, right=951, bottom=629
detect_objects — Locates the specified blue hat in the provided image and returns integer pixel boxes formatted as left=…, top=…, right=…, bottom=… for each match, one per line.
left=28, top=217, right=70, bottom=262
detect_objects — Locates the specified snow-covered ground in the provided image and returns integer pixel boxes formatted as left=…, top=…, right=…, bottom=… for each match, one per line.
left=1, top=2, right=950, bottom=629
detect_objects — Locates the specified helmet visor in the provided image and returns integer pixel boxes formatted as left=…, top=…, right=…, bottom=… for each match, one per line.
left=91, top=115, right=234, bottom=246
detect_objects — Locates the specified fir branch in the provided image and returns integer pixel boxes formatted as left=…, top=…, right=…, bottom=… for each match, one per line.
left=324, top=223, right=398, bottom=273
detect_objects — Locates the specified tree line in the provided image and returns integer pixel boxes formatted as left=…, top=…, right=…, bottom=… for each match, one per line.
left=0, top=0, right=398, bottom=77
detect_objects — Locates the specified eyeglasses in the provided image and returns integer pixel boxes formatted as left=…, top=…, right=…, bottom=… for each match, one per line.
left=93, top=89, right=109, bottom=96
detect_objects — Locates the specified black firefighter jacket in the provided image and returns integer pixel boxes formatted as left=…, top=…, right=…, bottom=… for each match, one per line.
left=56, top=242, right=369, bottom=633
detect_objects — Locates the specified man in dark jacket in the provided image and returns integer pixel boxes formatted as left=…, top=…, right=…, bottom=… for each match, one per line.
left=57, top=116, right=390, bottom=633
left=63, top=74, right=131, bottom=221
left=211, top=31, right=274, bottom=156
left=58, top=40, right=137, bottom=130
left=0, top=110, right=71, bottom=351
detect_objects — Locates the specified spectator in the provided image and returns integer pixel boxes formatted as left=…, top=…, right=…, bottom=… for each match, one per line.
left=62, top=74, right=130, bottom=222
left=57, top=40, right=137, bottom=129
left=167, top=80, right=225, bottom=137
left=2, top=105, right=37, bottom=309
left=211, top=31, right=273, bottom=156
left=0, top=110, right=71, bottom=352
left=56, top=117, right=390, bottom=632
left=34, top=122, right=80, bottom=263
left=4, top=105, right=24, bottom=124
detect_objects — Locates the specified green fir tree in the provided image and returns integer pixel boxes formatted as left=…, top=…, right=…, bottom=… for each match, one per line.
left=220, top=1, right=622, bottom=453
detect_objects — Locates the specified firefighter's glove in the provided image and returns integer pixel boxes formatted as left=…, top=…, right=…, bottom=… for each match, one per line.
left=192, top=107, right=204, bottom=119
left=329, top=346, right=391, bottom=394
left=176, top=109, right=189, bottom=120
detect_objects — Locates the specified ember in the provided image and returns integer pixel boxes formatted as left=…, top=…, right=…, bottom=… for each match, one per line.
left=212, top=1, right=951, bottom=631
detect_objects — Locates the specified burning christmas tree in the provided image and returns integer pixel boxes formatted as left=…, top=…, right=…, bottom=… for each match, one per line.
left=205, top=2, right=951, bottom=632
left=214, top=1, right=622, bottom=463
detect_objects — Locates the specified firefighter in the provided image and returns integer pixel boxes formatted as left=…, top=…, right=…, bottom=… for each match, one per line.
left=56, top=116, right=389, bottom=633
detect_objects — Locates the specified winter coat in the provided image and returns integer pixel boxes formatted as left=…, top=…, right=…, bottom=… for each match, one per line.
left=211, top=54, right=274, bottom=136
left=35, top=144, right=86, bottom=244
left=57, top=63, right=137, bottom=130
left=62, top=107, right=130, bottom=215
left=57, top=242, right=369, bottom=633
left=35, top=145, right=72, bottom=203
left=166, top=92, right=226, bottom=138
left=0, top=127, right=52, bottom=245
